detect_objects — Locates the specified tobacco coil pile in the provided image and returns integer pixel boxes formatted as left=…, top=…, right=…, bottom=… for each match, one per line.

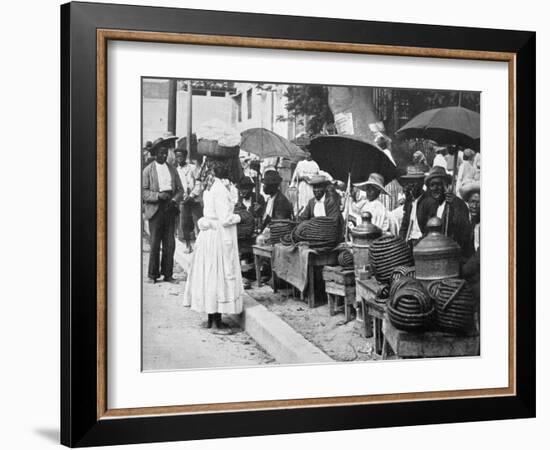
left=389, top=265, right=416, bottom=288
left=369, top=235, right=414, bottom=284
left=427, top=278, right=477, bottom=334
left=289, top=217, right=340, bottom=249
left=387, top=277, right=435, bottom=332
left=267, top=220, right=296, bottom=245
left=337, top=248, right=354, bottom=268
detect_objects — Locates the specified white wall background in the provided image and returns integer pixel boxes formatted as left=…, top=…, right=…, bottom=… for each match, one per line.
left=0, top=0, right=545, bottom=449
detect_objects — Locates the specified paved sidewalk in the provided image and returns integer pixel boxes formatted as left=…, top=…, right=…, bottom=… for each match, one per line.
left=142, top=246, right=275, bottom=371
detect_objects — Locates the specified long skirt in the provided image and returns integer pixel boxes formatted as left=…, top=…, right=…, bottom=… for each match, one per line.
left=183, top=221, right=243, bottom=314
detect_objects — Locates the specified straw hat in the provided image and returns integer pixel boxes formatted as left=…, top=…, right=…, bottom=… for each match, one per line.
left=308, top=174, right=331, bottom=186
left=353, top=173, right=389, bottom=195
left=398, top=165, right=426, bottom=182
left=459, top=181, right=480, bottom=201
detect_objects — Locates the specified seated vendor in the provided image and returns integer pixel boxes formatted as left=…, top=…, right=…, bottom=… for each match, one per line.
left=299, top=175, right=344, bottom=241
left=353, top=173, right=394, bottom=234
left=261, top=170, right=294, bottom=230
left=237, top=176, right=265, bottom=221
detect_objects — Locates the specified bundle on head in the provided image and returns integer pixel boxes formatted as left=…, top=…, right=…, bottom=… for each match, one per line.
left=427, top=278, right=477, bottom=334
left=387, top=277, right=435, bottom=332
left=337, top=248, right=354, bottom=268
left=268, top=220, right=297, bottom=245
left=291, top=217, right=340, bottom=250
left=369, top=235, right=414, bottom=284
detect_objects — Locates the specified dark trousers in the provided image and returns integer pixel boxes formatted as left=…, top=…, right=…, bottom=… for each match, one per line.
left=148, top=203, right=177, bottom=280
left=178, top=200, right=203, bottom=242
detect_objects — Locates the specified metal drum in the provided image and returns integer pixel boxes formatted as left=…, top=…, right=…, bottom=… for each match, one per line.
left=413, top=217, right=461, bottom=281
left=350, top=211, right=382, bottom=278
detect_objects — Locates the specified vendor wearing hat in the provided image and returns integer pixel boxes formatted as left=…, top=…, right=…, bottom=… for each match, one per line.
left=299, top=175, right=338, bottom=220
left=417, top=166, right=473, bottom=258
left=397, top=165, right=426, bottom=245
left=353, top=173, right=393, bottom=234
left=261, top=170, right=293, bottom=230
left=460, top=182, right=480, bottom=252
left=237, top=176, right=266, bottom=220
left=142, top=138, right=184, bottom=283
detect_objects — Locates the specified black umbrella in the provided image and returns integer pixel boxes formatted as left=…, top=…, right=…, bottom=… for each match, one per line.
left=396, top=106, right=480, bottom=149
left=308, top=134, right=398, bottom=184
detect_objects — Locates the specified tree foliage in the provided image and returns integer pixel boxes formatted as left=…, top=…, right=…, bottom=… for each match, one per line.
left=283, top=85, right=334, bottom=135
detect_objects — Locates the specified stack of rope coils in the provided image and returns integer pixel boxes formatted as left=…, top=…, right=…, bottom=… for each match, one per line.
left=337, top=248, right=354, bottom=268
left=235, top=209, right=255, bottom=241
left=387, top=277, right=435, bottom=332
left=369, top=235, right=414, bottom=284
left=268, top=220, right=296, bottom=245
left=290, top=217, right=340, bottom=250
left=427, top=279, right=476, bottom=334
left=389, top=265, right=416, bottom=288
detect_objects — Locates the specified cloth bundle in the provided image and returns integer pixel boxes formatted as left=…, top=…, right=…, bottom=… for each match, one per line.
left=427, top=278, right=477, bottom=334
left=290, top=217, right=340, bottom=250
left=387, top=277, right=435, bottom=332
left=369, top=235, right=414, bottom=284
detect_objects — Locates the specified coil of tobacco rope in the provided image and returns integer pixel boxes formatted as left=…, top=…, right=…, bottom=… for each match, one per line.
left=389, top=265, right=416, bottom=288
left=427, top=278, right=476, bottom=334
left=337, top=248, right=354, bottom=268
left=291, top=217, right=340, bottom=249
left=267, top=220, right=296, bottom=245
left=369, top=235, right=414, bottom=284
left=387, top=278, right=435, bottom=332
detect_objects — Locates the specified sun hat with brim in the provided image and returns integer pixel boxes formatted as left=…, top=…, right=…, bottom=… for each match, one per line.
left=459, top=181, right=480, bottom=202
left=424, top=166, right=452, bottom=185
left=353, top=173, right=389, bottom=195
left=398, top=165, right=426, bottom=182
left=238, top=176, right=255, bottom=188
left=308, top=175, right=331, bottom=186
left=262, top=170, right=283, bottom=185
left=150, top=137, right=173, bottom=155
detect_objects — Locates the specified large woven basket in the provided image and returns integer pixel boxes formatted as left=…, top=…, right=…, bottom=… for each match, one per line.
left=197, top=139, right=240, bottom=158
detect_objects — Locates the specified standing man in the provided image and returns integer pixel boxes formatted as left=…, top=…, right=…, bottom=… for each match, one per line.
left=397, top=165, right=427, bottom=247
left=417, top=166, right=473, bottom=258
left=174, top=148, right=202, bottom=253
left=143, top=139, right=184, bottom=283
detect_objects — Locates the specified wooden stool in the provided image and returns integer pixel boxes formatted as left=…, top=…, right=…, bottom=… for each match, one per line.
left=322, top=266, right=356, bottom=321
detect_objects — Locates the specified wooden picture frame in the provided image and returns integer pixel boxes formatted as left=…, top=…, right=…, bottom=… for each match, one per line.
left=61, top=1, right=535, bottom=446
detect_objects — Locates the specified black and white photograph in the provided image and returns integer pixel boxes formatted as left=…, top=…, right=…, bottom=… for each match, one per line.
left=141, top=78, right=481, bottom=370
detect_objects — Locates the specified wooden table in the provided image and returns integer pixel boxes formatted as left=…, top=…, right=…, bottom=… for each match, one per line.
left=252, top=244, right=277, bottom=291
left=382, top=320, right=480, bottom=359
left=355, top=278, right=387, bottom=354
left=272, top=248, right=339, bottom=308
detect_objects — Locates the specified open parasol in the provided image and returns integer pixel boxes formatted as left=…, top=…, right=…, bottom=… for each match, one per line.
left=308, top=134, right=398, bottom=184
left=396, top=106, right=480, bottom=149
left=240, top=128, right=306, bottom=160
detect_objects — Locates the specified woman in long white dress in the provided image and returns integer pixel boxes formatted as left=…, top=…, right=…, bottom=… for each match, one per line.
left=183, top=162, right=243, bottom=329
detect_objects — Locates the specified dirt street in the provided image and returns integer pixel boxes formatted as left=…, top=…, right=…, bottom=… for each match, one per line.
left=142, top=245, right=274, bottom=371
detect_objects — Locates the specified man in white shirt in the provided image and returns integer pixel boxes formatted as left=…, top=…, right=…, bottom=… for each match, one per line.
left=142, top=139, right=183, bottom=283
left=397, top=165, right=426, bottom=247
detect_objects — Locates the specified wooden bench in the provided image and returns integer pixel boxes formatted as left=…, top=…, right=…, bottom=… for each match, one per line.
left=322, top=266, right=356, bottom=321
left=382, top=320, right=480, bottom=359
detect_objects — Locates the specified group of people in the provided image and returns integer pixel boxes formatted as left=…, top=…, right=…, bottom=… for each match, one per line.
left=142, top=136, right=481, bottom=331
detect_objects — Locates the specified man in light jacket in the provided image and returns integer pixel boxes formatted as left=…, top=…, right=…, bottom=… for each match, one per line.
left=142, top=138, right=184, bottom=283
